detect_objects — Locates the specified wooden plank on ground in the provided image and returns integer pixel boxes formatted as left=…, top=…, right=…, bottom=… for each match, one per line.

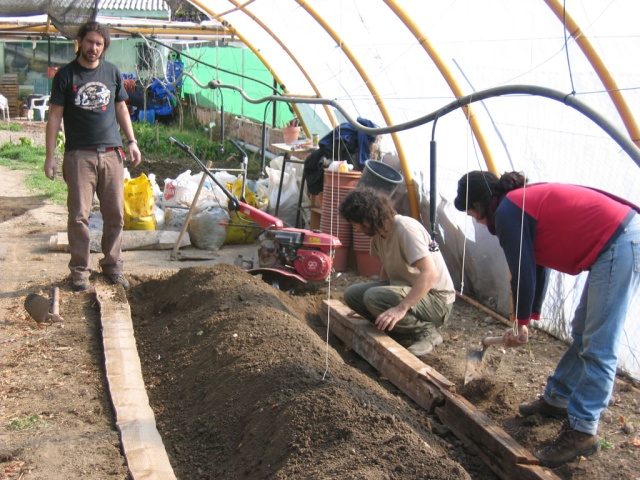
left=49, top=230, right=191, bottom=252
left=323, top=298, right=560, bottom=480
left=322, top=298, right=453, bottom=413
left=435, top=390, right=561, bottom=479
left=96, top=285, right=176, bottom=480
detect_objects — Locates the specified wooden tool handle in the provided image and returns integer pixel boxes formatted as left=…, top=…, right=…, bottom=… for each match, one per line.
left=481, top=336, right=505, bottom=347
left=482, top=334, right=528, bottom=347
left=50, top=287, right=60, bottom=315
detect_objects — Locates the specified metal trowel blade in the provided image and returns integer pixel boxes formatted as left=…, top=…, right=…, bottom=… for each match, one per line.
left=464, top=344, right=490, bottom=386
left=24, top=293, right=62, bottom=323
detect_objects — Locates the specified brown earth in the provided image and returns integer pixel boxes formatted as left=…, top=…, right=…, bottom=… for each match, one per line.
left=1, top=121, right=639, bottom=479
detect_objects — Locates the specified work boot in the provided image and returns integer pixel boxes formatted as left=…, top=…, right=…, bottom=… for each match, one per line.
left=71, top=277, right=91, bottom=292
left=107, top=273, right=130, bottom=290
left=519, top=397, right=567, bottom=418
left=407, top=331, right=443, bottom=357
left=535, top=425, right=600, bottom=468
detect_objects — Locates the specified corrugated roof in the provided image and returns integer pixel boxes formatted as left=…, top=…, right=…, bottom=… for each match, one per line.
left=99, top=0, right=168, bottom=11
left=98, top=0, right=170, bottom=19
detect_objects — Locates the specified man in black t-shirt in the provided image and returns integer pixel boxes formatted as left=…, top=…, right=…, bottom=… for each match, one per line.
left=44, top=21, right=141, bottom=292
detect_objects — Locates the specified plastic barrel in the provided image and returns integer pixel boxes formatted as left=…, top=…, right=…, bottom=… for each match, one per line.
left=358, top=159, right=403, bottom=196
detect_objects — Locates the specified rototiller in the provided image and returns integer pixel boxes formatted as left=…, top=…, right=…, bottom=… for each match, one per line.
left=169, top=137, right=342, bottom=289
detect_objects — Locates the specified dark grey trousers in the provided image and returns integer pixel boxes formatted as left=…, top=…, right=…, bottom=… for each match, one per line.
left=343, top=280, right=453, bottom=337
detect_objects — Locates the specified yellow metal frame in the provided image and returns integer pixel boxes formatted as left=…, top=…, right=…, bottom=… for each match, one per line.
left=189, top=0, right=308, bottom=132
left=224, top=0, right=337, bottom=132
left=294, top=0, right=420, bottom=218
left=7, top=1, right=636, bottom=220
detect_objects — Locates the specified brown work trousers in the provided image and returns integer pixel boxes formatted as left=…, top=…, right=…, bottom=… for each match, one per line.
left=62, top=148, right=125, bottom=280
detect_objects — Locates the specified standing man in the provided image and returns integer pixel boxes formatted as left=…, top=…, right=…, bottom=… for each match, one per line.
left=44, top=21, right=141, bottom=291
left=454, top=170, right=640, bottom=468
left=339, top=187, right=456, bottom=357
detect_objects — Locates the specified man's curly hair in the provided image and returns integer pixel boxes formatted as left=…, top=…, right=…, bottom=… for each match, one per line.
left=76, top=21, right=111, bottom=58
left=339, top=187, right=396, bottom=233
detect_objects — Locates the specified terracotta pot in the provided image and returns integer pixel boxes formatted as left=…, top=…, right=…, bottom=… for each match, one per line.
left=282, top=126, right=300, bottom=144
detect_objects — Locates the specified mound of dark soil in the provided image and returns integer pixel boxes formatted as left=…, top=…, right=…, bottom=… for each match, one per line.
left=129, top=265, right=488, bottom=479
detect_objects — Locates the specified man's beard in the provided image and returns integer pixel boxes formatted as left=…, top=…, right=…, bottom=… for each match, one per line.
left=81, top=50, right=100, bottom=62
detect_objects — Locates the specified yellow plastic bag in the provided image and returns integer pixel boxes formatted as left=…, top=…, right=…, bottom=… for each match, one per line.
left=224, top=178, right=260, bottom=244
left=124, top=173, right=157, bottom=230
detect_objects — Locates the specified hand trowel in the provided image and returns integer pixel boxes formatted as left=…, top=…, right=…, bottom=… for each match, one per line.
left=24, top=287, right=63, bottom=323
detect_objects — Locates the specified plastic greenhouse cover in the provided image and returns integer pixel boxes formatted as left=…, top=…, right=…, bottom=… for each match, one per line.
left=187, top=0, right=640, bottom=379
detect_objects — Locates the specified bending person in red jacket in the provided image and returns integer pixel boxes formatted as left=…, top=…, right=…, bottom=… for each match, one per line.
left=455, top=170, right=640, bottom=468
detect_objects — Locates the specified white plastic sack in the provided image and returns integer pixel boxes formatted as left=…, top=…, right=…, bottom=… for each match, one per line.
left=189, top=207, right=228, bottom=251
left=162, top=170, right=192, bottom=208
left=269, top=155, right=303, bottom=181
left=164, top=207, right=189, bottom=231
left=163, top=170, right=235, bottom=212
left=147, top=173, right=162, bottom=202
left=154, top=205, right=165, bottom=230
left=266, top=165, right=299, bottom=227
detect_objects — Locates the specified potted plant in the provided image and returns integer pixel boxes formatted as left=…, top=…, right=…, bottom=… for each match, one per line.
left=282, top=119, right=300, bottom=144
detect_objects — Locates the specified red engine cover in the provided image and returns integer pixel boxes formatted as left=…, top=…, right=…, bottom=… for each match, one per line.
left=293, top=249, right=333, bottom=281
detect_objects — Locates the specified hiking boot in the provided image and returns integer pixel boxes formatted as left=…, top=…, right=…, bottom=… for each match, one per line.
left=107, top=273, right=130, bottom=290
left=519, top=397, right=567, bottom=418
left=535, top=426, right=600, bottom=468
left=71, top=277, right=91, bottom=292
left=407, top=331, right=443, bottom=357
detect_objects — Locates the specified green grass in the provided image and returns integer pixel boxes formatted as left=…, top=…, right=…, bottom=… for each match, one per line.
left=0, top=137, right=68, bottom=204
left=0, top=117, right=264, bottom=207
left=0, top=122, right=22, bottom=131
left=600, top=438, right=615, bottom=450
left=8, top=414, right=43, bottom=431
left=133, top=119, right=265, bottom=179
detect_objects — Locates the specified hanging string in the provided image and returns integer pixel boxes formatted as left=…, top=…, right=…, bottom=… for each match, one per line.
left=322, top=147, right=336, bottom=381
left=513, top=180, right=527, bottom=337
left=562, top=0, right=577, bottom=95
left=460, top=112, right=473, bottom=296
left=323, top=4, right=348, bottom=380
left=510, top=2, right=536, bottom=337
left=460, top=95, right=486, bottom=295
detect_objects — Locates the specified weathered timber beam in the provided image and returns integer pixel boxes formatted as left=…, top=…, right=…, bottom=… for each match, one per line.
left=436, top=390, right=559, bottom=479
left=49, top=230, right=191, bottom=252
left=97, top=285, right=177, bottom=480
left=322, top=299, right=453, bottom=413
left=322, top=299, right=560, bottom=480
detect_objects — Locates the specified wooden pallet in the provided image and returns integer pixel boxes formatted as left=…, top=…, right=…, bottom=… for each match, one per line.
left=0, top=74, right=19, bottom=118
